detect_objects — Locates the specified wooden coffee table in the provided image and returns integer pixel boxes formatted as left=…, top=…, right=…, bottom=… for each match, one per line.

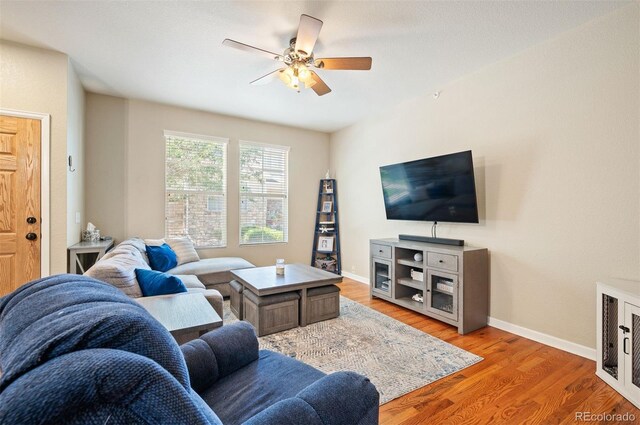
left=136, top=293, right=222, bottom=344
left=231, top=263, right=342, bottom=327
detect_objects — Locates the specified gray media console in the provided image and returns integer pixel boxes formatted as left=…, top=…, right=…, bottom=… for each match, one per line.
left=370, top=238, right=488, bottom=334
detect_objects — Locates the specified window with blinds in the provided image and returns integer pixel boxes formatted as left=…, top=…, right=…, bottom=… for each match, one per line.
left=239, top=141, right=289, bottom=245
left=165, top=131, right=228, bottom=247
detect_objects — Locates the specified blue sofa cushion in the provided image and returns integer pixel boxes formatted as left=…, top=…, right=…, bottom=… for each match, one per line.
left=243, top=398, right=324, bottom=425
left=201, top=350, right=326, bottom=424
left=181, top=338, right=220, bottom=392
left=296, top=371, right=380, bottom=425
left=181, top=321, right=259, bottom=393
left=146, top=243, right=178, bottom=272
left=0, top=349, right=221, bottom=425
left=0, top=275, right=190, bottom=392
left=135, top=268, right=188, bottom=297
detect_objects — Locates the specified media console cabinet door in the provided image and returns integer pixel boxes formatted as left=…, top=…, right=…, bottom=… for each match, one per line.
left=426, top=270, right=458, bottom=321
left=371, top=257, right=392, bottom=298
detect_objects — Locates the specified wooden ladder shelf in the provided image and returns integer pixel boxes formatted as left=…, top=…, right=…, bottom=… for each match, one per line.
left=310, top=179, right=341, bottom=275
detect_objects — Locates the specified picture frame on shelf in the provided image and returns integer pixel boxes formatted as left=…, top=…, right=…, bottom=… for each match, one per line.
left=317, top=236, right=334, bottom=253
left=323, top=181, right=333, bottom=194
left=321, top=201, right=333, bottom=213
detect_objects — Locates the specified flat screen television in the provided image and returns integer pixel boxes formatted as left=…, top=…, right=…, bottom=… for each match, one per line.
left=379, top=150, right=479, bottom=223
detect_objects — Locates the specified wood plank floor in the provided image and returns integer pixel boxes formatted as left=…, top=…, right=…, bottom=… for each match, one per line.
left=337, top=278, right=639, bottom=424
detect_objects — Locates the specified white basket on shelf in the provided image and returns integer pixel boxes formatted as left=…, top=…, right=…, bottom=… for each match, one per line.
left=315, top=258, right=337, bottom=272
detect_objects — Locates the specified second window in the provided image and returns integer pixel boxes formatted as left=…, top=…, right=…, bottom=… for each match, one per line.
left=239, top=141, right=289, bottom=245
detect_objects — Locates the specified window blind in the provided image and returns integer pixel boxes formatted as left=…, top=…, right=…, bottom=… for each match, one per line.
left=165, top=131, right=228, bottom=247
left=239, top=141, right=289, bottom=245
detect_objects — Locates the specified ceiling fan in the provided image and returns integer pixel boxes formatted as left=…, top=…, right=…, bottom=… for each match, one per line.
left=222, top=14, right=372, bottom=96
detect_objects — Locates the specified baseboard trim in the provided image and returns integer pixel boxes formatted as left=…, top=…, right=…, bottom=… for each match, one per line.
left=342, top=271, right=369, bottom=285
left=488, top=317, right=595, bottom=360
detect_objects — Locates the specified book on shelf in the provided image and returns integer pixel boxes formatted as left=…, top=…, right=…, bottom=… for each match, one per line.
left=436, top=282, right=454, bottom=293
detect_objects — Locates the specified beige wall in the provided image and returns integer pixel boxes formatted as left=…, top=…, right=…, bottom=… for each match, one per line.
left=329, top=5, right=640, bottom=349
left=85, top=93, right=128, bottom=242
left=85, top=95, right=330, bottom=266
left=67, top=60, right=85, bottom=246
left=0, top=40, right=70, bottom=274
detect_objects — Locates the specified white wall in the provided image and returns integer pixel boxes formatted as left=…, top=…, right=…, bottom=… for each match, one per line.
left=329, top=5, right=639, bottom=349
left=67, top=60, right=85, bottom=246
left=0, top=40, right=70, bottom=274
left=85, top=95, right=330, bottom=266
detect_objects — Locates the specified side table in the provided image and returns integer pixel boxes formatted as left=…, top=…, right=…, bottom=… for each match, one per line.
left=68, top=239, right=115, bottom=274
left=136, top=293, right=223, bottom=344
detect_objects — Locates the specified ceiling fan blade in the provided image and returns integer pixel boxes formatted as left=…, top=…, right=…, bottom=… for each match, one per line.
left=314, top=57, right=372, bottom=70
left=222, top=39, right=283, bottom=61
left=250, top=68, right=285, bottom=85
left=310, top=72, right=331, bottom=96
left=294, top=14, right=323, bottom=56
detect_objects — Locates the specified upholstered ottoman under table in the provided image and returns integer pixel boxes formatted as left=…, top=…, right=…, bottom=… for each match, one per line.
left=229, top=279, right=243, bottom=319
left=306, top=284, right=340, bottom=324
left=243, top=290, right=300, bottom=336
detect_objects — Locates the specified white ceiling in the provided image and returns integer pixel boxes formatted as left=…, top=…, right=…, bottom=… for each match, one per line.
left=0, top=1, right=628, bottom=132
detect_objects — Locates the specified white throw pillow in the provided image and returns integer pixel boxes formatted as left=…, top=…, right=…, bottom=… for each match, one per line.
left=165, top=237, right=200, bottom=266
left=143, top=238, right=166, bottom=247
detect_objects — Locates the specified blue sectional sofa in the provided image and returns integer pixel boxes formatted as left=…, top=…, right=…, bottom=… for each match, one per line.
left=0, top=275, right=379, bottom=424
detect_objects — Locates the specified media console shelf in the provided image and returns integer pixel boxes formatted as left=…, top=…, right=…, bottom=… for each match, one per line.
left=370, top=238, right=488, bottom=334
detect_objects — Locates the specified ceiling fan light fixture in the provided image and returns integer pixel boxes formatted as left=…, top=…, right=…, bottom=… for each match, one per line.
left=223, top=14, right=371, bottom=96
left=278, top=67, right=300, bottom=90
left=278, top=64, right=315, bottom=92
left=297, top=64, right=312, bottom=83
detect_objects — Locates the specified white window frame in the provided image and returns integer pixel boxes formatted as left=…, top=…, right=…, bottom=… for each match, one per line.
left=164, top=130, right=229, bottom=248
left=238, top=140, right=290, bottom=246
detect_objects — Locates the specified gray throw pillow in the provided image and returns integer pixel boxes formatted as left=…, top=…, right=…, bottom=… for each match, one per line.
left=84, top=249, right=149, bottom=298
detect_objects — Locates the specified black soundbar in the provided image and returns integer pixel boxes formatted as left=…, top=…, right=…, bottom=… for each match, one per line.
left=398, top=234, right=464, bottom=246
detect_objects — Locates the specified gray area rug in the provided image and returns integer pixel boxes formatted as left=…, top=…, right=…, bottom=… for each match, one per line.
left=223, top=296, right=482, bottom=404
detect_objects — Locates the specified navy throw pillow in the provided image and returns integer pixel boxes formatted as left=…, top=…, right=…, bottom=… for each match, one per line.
left=145, top=243, right=177, bottom=272
left=135, top=268, right=188, bottom=297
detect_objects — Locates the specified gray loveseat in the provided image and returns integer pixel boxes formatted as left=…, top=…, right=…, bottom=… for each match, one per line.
left=84, top=238, right=254, bottom=317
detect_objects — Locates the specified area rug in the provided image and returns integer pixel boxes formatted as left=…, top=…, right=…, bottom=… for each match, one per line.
left=223, top=296, right=482, bottom=404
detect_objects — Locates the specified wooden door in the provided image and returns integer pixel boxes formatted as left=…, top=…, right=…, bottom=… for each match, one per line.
left=0, top=115, right=41, bottom=296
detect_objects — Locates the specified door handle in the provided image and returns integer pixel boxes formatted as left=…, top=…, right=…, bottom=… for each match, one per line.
left=26, top=233, right=38, bottom=241
left=623, top=337, right=629, bottom=355
left=26, top=216, right=37, bottom=224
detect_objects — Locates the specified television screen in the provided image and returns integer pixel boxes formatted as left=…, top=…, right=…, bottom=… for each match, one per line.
left=379, top=150, right=479, bottom=223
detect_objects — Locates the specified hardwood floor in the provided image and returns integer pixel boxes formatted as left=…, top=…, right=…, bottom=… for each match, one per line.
left=337, top=278, right=639, bottom=424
